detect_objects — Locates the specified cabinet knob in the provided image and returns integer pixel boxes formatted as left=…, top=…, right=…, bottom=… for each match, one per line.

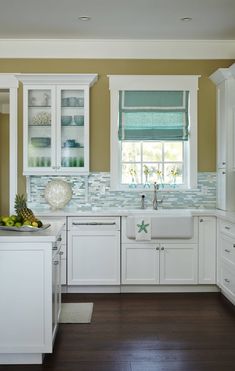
left=161, top=247, right=164, bottom=251
left=53, top=261, right=59, bottom=265
left=200, top=219, right=203, bottom=223
left=156, top=247, right=159, bottom=250
left=225, top=249, right=231, bottom=253
left=233, top=244, right=235, bottom=248
left=222, top=171, right=226, bottom=175
left=225, top=226, right=230, bottom=230
left=57, top=237, right=62, bottom=242
left=222, top=162, right=226, bottom=165
left=224, top=278, right=230, bottom=283
left=59, top=251, right=64, bottom=255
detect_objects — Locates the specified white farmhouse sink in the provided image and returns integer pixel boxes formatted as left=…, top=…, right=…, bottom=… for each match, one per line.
left=126, top=210, right=193, bottom=239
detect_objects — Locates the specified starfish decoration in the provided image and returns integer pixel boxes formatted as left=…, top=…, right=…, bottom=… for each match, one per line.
left=137, top=220, right=149, bottom=233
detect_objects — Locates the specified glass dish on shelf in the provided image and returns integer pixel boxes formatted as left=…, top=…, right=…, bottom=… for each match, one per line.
left=31, top=137, right=51, bottom=148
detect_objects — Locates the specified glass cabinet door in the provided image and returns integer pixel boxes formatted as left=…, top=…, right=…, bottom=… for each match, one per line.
left=26, top=87, right=55, bottom=171
left=58, top=87, right=87, bottom=171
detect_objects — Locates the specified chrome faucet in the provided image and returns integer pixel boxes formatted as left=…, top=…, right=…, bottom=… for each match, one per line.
left=140, top=194, right=146, bottom=209
left=153, top=182, right=163, bottom=210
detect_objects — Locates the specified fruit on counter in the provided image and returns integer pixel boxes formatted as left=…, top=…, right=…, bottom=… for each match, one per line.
left=0, top=195, right=43, bottom=228
left=14, top=194, right=43, bottom=227
left=15, top=194, right=38, bottom=224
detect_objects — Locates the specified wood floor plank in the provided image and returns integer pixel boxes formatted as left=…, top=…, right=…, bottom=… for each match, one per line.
left=1, top=293, right=235, bottom=371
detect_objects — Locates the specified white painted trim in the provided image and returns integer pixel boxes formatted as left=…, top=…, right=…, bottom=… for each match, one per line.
left=17, top=74, right=98, bottom=86
left=0, top=74, right=18, bottom=214
left=9, top=88, right=18, bottom=213
left=63, top=284, right=219, bottom=293
left=0, top=103, right=9, bottom=114
left=0, top=39, right=235, bottom=59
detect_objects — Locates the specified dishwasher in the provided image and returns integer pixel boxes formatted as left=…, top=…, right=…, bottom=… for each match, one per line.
left=67, top=216, right=120, bottom=286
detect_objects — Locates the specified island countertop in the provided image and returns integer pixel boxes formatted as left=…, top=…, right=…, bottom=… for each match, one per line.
left=0, top=220, right=65, bottom=243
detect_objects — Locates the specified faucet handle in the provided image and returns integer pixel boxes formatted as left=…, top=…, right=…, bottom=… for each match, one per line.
left=154, top=182, right=159, bottom=190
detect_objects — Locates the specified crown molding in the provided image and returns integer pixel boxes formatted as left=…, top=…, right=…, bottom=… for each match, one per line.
left=0, top=39, right=234, bottom=59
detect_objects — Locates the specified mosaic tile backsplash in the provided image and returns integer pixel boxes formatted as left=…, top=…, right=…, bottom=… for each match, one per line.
left=28, top=172, right=216, bottom=210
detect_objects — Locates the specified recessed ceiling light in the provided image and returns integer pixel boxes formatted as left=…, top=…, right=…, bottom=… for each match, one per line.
left=78, top=16, right=91, bottom=21
left=180, top=17, right=192, bottom=22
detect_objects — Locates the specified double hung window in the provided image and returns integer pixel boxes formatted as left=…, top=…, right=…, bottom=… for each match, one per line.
left=109, top=75, right=199, bottom=190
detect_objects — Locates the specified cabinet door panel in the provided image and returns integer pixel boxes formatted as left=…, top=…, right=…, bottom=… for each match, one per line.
left=160, top=244, right=197, bottom=284
left=122, top=244, right=159, bottom=284
left=68, top=232, right=120, bottom=285
left=198, top=217, right=216, bottom=284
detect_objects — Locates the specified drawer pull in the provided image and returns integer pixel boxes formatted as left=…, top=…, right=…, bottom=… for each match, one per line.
left=52, top=245, right=57, bottom=250
left=225, top=249, right=231, bottom=253
left=156, top=247, right=159, bottom=250
left=224, top=278, right=230, bottom=283
left=225, top=226, right=230, bottom=230
left=53, top=261, right=59, bottom=265
left=72, top=222, right=116, bottom=226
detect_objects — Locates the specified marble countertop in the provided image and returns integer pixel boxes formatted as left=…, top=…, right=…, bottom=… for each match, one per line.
left=31, top=207, right=235, bottom=224
left=0, top=220, right=65, bottom=242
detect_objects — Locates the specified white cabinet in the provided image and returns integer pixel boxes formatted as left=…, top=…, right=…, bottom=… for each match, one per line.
left=68, top=217, right=120, bottom=285
left=210, top=67, right=235, bottom=211
left=159, top=244, right=197, bottom=285
left=19, top=74, right=97, bottom=175
left=0, top=227, right=63, bottom=365
left=122, top=242, right=197, bottom=285
left=122, top=217, right=198, bottom=285
left=218, top=218, right=235, bottom=305
left=122, top=244, right=160, bottom=284
left=39, top=216, right=67, bottom=285
left=198, top=217, right=216, bottom=284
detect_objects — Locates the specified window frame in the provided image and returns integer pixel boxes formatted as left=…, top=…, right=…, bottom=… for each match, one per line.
left=108, top=75, right=200, bottom=191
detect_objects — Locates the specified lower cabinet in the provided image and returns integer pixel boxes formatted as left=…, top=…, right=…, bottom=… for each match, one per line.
left=122, top=243, right=198, bottom=285
left=198, top=217, right=217, bottom=284
left=218, top=218, right=235, bottom=304
left=0, top=232, right=62, bottom=364
left=68, top=217, right=120, bottom=285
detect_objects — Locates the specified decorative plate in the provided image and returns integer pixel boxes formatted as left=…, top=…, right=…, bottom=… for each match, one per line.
left=0, top=224, right=51, bottom=232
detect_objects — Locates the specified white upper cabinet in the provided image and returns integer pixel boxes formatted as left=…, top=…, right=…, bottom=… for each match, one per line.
left=210, top=64, right=235, bottom=211
left=19, top=74, right=98, bottom=175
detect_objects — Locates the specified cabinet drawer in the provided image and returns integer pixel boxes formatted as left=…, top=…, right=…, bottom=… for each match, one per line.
left=221, top=234, right=235, bottom=266
left=219, top=220, right=235, bottom=237
left=68, top=217, right=120, bottom=232
left=220, top=262, right=235, bottom=296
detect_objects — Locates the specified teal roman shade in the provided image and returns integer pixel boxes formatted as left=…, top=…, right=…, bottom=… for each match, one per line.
left=119, top=90, right=189, bottom=141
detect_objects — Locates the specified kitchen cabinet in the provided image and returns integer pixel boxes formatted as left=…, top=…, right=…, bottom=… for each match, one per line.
left=42, top=216, right=67, bottom=285
left=122, top=242, right=197, bottom=285
left=210, top=68, right=235, bottom=211
left=0, top=222, right=63, bottom=365
left=198, top=217, right=216, bottom=284
left=68, top=217, right=120, bottom=285
left=20, top=74, right=98, bottom=175
left=218, top=218, right=235, bottom=304
left=121, top=216, right=198, bottom=285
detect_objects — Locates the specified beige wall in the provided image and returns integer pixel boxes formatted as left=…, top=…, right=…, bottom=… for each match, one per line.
left=0, top=113, right=9, bottom=215
left=0, top=58, right=234, bottom=195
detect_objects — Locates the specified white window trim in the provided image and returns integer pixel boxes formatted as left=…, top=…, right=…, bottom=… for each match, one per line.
left=108, top=75, right=200, bottom=191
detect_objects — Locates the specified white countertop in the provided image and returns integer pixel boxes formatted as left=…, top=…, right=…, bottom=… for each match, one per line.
left=30, top=207, right=235, bottom=224
left=0, top=220, right=64, bottom=243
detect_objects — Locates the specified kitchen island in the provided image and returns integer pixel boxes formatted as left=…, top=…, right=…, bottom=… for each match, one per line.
left=0, top=220, right=64, bottom=365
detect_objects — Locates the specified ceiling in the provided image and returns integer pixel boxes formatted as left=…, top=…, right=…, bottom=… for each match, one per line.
left=0, top=0, right=235, bottom=40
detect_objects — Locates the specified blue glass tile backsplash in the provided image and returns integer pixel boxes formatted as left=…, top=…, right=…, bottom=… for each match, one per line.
left=28, top=172, right=216, bottom=210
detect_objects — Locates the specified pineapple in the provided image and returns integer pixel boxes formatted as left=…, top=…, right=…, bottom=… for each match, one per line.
left=14, top=194, right=37, bottom=224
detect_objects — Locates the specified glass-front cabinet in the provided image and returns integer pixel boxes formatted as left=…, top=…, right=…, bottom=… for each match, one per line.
left=21, top=74, right=98, bottom=175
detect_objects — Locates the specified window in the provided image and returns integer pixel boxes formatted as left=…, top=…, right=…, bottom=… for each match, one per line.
left=108, top=75, right=199, bottom=190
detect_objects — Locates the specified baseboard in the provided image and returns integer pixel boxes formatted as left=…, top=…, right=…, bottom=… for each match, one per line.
left=63, top=285, right=220, bottom=294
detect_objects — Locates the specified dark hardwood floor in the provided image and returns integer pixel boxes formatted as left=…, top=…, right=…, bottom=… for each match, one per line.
left=2, top=293, right=235, bottom=371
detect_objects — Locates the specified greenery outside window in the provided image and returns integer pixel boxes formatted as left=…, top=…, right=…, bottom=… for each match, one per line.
left=108, top=75, right=199, bottom=190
